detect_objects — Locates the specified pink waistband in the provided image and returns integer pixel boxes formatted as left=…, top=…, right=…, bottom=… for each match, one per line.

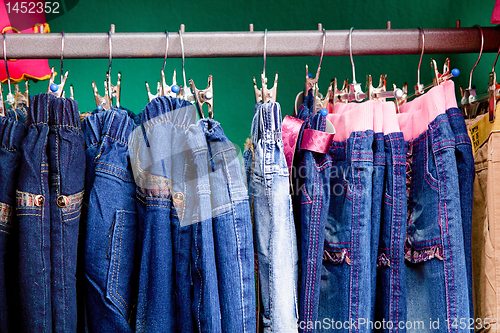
left=397, top=81, right=457, bottom=141
left=327, top=100, right=400, bottom=141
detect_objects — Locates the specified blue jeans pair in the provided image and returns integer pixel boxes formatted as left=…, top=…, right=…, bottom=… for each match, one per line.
left=81, top=109, right=138, bottom=332
left=375, top=132, right=407, bottom=332
left=243, top=101, right=298, bottom=332
left=17, top=93, right=84, bottom=332
left=445, top=108, right=475, bottom=320
left=0, top=114, right=26, bottom=332
left=131, top=97, right=221, bottom=332
left=202, top=117, right=256, bottom=333
left=404, top=113, right=471, bottom=332
left=293, top=93, right=374, bottom=333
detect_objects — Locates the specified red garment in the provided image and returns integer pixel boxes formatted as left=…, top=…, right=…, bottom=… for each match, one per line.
left=0, top=1, right=51, bottom=83
left=492, top=0, right=500, bottom=24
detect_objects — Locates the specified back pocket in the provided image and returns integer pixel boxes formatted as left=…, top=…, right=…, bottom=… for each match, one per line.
left=106, top=209, right=138, bottom=319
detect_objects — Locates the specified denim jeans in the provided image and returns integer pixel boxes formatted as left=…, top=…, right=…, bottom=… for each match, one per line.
left=16, top=93, right=54, bottom=332
left=375, top=132, right=407, bottom=332
left=404, top=113, right=471, bottom=332
left=0, top=115, right=26, bottom=332
left=48, top=97, right=85, bottom=332
left=82, top=109, right=138, bottom=332
left=370, top=132, right=385, bottom=323
left=131, top=97, right=221, bottom=332
left=294, top=94, right=374, bottom=333
left=243, top=101, right=298, bottom=332
left=445, top=107, right=475, bottom=320
left=203, top=117, right=256, bottom=333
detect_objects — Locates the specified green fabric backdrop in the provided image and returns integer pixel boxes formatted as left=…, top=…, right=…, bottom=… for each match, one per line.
left=26, top=0, right=497, bottom=148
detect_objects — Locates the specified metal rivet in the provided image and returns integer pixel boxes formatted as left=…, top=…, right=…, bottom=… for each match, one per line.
left=57, top=195, right=69, bottom=208
left=34, top=195, right=45, bottom=207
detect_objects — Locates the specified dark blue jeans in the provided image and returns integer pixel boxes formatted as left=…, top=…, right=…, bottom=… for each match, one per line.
left=82, top=109, right=139, bottom=332
left=294, top=94, right=374, bottom=333
left=445, top=108, right=475, bottom=320
left=0, top=115, right=26, bottom=332
left=131, top=97, right=222, bottom=332
left=17, top=93, right=54, bottom=332
left=48, top=97, right=85, bottom=332
left=405, top=113, right=471, bottom=332
left=202, top=118, right=256, bottom=333
left=375, top=132, right=407, bottom=332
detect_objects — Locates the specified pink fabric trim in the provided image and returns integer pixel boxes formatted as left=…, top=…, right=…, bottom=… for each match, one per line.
left=382, top=102, right=400, bottom=134
left=442, top=80, right=458, bottom=110
left=300, top=129, right=334, bottom=153
left=282, top=115, right=304, bottom=173
left=398, top=84, right=446, bottom=141
left=327, top=101, right=374, bottom=142
left=492, top=0, right=500, bottom=24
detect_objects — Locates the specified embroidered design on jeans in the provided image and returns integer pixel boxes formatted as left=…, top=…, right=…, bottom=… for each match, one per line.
left=323, top=249, right=351, bottom=265
left=405, top=143, right=415, bottom=225
left=377, top=253, right=391, bottom=268
left=0, top=202, right=13, bottom=226
left=404, top=241, right=443, bottom=263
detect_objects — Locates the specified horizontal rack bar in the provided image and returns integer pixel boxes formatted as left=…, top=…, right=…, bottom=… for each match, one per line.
left=3, top=27, right=500, bottom=59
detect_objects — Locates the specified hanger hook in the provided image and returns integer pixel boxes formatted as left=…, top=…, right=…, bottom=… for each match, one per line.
left=493, top=43, right=500, bottom=72
left=179, top=29, right=187, bottom=92
left=469, top=25, right=484, bottom=89
left=3, top=33, right=11, bottom=97
left=162, top=31, right=169, bottom=73
left=317, top=28, right=326, bottom=74
left=108, top=29, right=113, bottom=100
left=263, top=29, right=267, bottom=78
left=417, top=27, right=425, bottom=89
left=60, top=31, right=65, bottom=84
left=349, top=27, right=357, bottom=84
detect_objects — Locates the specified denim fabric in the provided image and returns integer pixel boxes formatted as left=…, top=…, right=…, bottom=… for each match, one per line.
left=7, top=105, right=28, bottom=124
left=445, top=108, right=475, bottom=320
left=16, top=93, right=54, bottom=332
left=243, top=101, right=298, bottom=332
left=82, top=109, right=138, bottom=332
left=370, top=132, right=385, bottom=322
left=47, top=97, right=85, bottom=332
left=294, top=93, right=374, bottom=333
left=405, top=113, right=471, bottom=332
left=131, top=96, right=221, bottom=332
left=375, top=132, right=407, bottom=332
left=0, top=115, right=26, bottom=332
left=202, top=118, right=256, bottom=333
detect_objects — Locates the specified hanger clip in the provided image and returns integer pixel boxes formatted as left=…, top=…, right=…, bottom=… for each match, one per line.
left=161, top=69, right=179, bottom=98
left=107, top=71, right=121, bottom=108
left=92, top=79, right=112, bottom=111
left=432, top=58, right=453, bottom=86
left=394, top=82, right=408, bottom=113
left=189, top=75, right=213, bottom=119
left=261, top=71, right=278, bottom=103
left=14, top=80, right=29, bottom=108
left=145, top=81, right=161, bottom=103
left=47, top=66, right=68, bottom=98
left=488, top=71, right=500, bottom=122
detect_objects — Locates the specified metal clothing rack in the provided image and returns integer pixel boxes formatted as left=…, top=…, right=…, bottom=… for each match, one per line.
left=3, top=25, right=500, bottom=59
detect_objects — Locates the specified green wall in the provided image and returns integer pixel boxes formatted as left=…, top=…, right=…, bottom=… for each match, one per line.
left=26, top=0, right=497, bottom=147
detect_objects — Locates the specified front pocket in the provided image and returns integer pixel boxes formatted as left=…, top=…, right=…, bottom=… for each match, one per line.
left=106, top=209, right=138, bottom=320
left=0, top=202, right=13, bottom=234
left=59, top=190, right=84, bottom=224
